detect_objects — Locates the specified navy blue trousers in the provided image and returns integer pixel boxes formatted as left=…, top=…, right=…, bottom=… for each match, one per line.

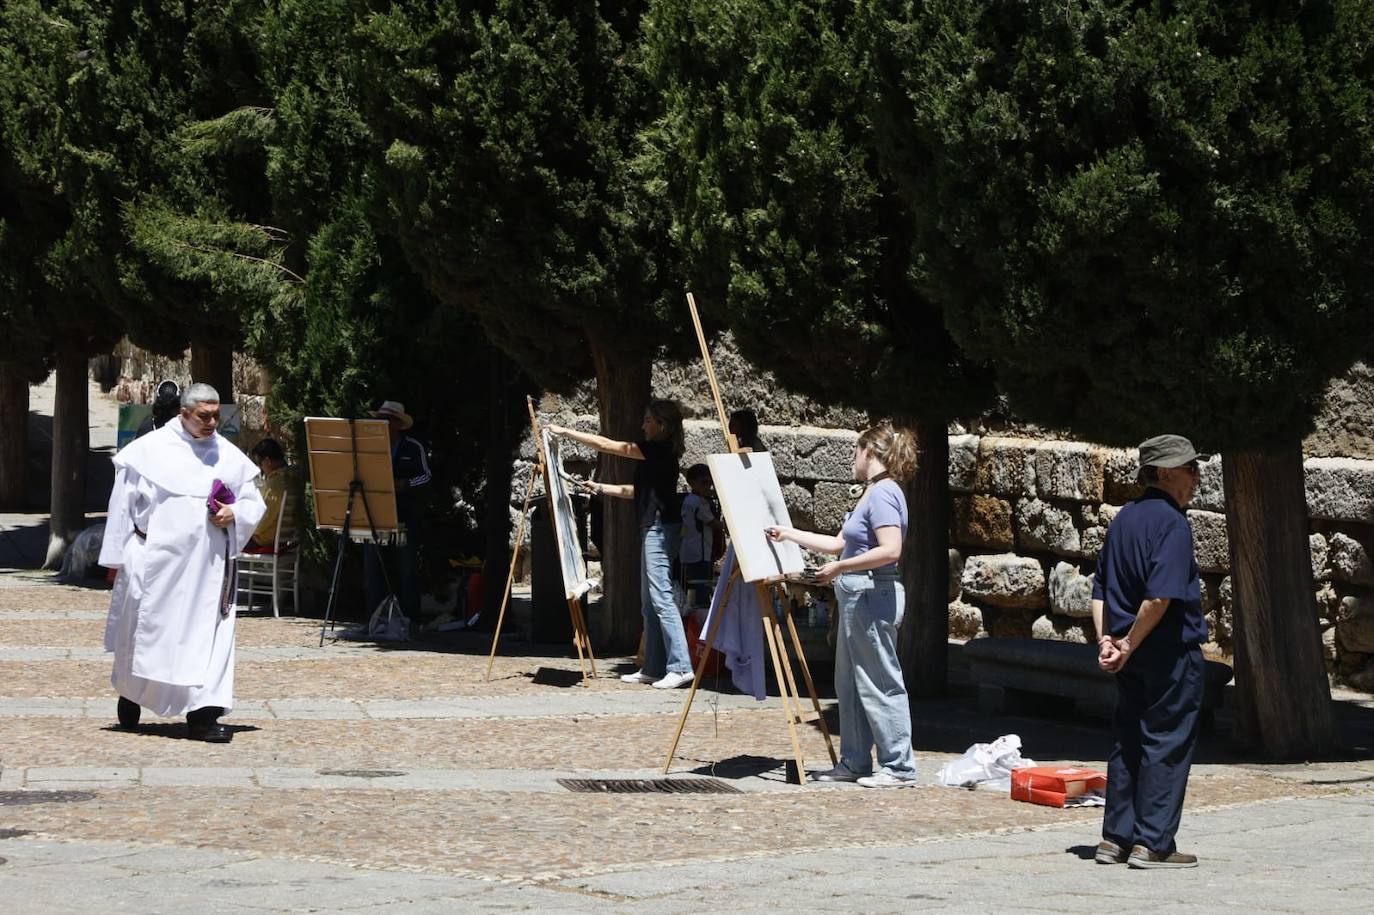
left=1103, top=644, right=1204, bottom=854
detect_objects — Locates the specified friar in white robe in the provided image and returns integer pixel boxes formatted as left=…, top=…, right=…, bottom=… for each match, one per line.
left=99, top=383, right=265, bottom=741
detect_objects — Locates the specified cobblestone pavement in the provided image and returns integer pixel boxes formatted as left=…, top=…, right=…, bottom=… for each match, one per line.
left=1, top=572, right=1372, bottom=913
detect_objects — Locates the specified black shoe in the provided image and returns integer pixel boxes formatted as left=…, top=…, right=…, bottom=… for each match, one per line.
left=116, top=697, right=140, bottom=730
left=186, top=706, right=231, bottom=742
left=187, top=722, right=233, bottom=743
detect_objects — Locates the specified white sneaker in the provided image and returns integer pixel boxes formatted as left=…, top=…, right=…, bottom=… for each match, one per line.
left=856, top=771, right=917, bottom=789
left=652, top=670, right=694, bottom=689
left=619, top=671, right=654, bottom=684
left=812, top=765, right=866, bottom=783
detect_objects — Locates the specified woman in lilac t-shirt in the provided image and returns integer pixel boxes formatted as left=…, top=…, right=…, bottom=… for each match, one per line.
left=767, top=424, right=917, bottom=788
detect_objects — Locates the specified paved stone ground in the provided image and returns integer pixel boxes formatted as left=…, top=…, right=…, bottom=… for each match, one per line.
left=0, top=570, right=1372, bottom=913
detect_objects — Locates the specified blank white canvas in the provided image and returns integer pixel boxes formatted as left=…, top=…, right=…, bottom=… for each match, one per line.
left=707, top=451, right=804, bottom=582
left=540, top=429, right=593, bottom=600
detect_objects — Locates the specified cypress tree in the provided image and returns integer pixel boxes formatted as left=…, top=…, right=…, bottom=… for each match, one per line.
left=645, top=0, right=994, bottom=694
left=869, top=0, right=1374, bottom=754
left=358, top=1, right=691, bottom=648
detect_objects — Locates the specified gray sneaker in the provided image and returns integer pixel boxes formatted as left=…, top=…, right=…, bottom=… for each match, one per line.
left=1127, top=845, right=1198, bottom=869
left=856, top=771, right=917, bottom=789
left=1095, top=840, right=1129, bottom=864
left=812, top=764, right=867, bottom=783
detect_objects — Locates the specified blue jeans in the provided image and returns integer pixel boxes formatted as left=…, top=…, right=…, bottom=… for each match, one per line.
left=833, top=568, right=916, bottom=778
left=640, top=518, right=690, bottom=677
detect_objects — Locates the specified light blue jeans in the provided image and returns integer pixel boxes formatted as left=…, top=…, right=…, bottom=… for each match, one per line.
left=640, top=517, right=690, bottom=677
left=833, top=568, right=917, bottom=778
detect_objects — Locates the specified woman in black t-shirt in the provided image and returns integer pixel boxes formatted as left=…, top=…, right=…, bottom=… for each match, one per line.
left=548, top=399, right=692, bottom=688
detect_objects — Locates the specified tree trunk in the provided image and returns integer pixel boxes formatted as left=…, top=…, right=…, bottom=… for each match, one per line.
left=590, top=341, right=652, bottom=651
left=190, top=340, right=234, bottom=401
left=43, top=350, right=89, bottom=569
left=898, top=420, right=950, bottom=698
left=1222, top=442, right=1336, bottom=758
left=480, top=352, right=520, bottom=628
left=0, top=364, right=27, bottom=509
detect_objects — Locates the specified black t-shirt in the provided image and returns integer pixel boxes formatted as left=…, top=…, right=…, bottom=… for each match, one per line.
left=634, top=439, right=679, bottom=528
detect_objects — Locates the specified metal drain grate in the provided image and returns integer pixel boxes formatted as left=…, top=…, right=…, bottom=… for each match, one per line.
left=317, top=769, right=405, bottom=779
left=0, top=829, right=32, bottom=839
left=0, top=791, right=95, bottom=807
left=557, top=778, right=741, bottom=795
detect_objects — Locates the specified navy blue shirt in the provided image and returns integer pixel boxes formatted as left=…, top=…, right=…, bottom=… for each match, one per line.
left=392, top=435, right=432, bottom=529
left=1092, top=488, right=1208, bottom=649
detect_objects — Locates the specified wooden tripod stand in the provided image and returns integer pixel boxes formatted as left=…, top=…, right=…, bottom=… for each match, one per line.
left=485, top=398, right=597, bottom=684
left=662, top=565, right=836, bottom=783
left=661, top=291, right=836, bottom=783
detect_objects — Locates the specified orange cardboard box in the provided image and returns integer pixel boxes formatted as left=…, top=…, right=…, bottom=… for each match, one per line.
left=1010, top=766, right=1107, bottom=808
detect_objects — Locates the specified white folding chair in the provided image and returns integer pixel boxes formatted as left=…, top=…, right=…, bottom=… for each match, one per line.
left=236, top=483, right=301, bottom=617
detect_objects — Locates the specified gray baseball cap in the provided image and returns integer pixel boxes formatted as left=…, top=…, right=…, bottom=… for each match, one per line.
left=1136, top=434, right=1209, bottom=482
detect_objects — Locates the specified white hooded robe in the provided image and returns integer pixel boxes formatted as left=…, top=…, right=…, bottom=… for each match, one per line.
left=99, top=419, right=265, bottom=717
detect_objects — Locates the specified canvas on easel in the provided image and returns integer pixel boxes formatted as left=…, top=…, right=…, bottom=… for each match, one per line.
left=485, top=397, right=598, bottom=683
left=304, top=417, right=398, bottom=535
left=663, top=293, right=836, bottom=783
left=304, top=417, right=401, bottom=646
left=707, top=451, right=804, bottom=583
left=538, top=428, right=594, bottom=600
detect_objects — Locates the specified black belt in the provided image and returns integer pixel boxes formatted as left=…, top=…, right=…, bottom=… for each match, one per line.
left=133, top=526, right=147, bottom=540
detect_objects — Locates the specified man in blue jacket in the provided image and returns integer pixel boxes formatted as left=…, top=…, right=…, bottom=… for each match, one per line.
left=1091, top=434, right=1208, bottom=869
left=365, top=400, right=432, bottom=634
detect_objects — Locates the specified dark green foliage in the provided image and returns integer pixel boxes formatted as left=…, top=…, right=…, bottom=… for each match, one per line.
left=0, top=0, right=123, bottom=367
left=868, top=0, right=1374, bottom=447
left=245, top=0, right=534, bottom=582
left=358, top=0, right=691, bottom=389
left=644, top=0, right=992, bottom=420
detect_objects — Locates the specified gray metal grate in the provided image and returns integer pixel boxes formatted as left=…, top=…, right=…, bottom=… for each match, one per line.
left=0, top=791, right=94, bottom=807
left=557, top=778, right=741, bottom=795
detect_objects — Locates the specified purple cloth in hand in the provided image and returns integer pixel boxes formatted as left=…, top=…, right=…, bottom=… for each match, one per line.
left=208, top=479, right=237, bottom=511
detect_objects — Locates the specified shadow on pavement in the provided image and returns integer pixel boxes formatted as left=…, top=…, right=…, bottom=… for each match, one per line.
left=0, top=519, right=49, bottom=569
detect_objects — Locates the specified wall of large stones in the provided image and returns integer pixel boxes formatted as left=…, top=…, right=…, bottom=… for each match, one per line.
left=525, top=344, right=1374, bottom=693
left=947, top=438, right=1374, bottom=692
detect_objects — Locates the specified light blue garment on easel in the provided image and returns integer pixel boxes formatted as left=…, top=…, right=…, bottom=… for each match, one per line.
left=699, top=547, right=766, bottom=700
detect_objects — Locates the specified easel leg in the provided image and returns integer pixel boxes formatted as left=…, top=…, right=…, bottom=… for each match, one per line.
left=577, top=601, right=598, bottom=677
left=486, top=471, right=537, bottom=681
left=663, top=571, right=738, bottom=774
left=567, top=597, right=597, bottom=683
left=319, top=485, right=356, bottom=648
left=756, top=583, right=807, bottom=785
left=784, top=602, right=838, bottom=765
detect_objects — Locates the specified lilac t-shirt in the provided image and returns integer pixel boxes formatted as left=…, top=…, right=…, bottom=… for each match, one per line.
left=839, top=479, right=907, bottom=564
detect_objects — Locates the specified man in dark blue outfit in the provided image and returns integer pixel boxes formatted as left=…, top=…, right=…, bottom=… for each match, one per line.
left=1091, top=434, right=1208, bottom=869
left=364, top=400, right=432, bottom=635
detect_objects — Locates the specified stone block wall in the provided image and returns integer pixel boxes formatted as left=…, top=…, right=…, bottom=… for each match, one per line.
left=522, top=342, right=1374, bottom=692
left=946, top=438, right=1374, bottom=692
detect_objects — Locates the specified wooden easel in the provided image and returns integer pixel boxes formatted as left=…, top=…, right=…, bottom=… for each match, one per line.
left=485, top=396, right=597, bottom=684
left=662, top=293, right=837, bottom=783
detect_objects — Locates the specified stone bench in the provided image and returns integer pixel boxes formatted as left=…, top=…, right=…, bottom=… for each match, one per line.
left=961, top=638, right=1233, bottom=725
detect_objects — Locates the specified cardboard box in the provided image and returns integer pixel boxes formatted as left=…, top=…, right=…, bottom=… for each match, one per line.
left=1010, top=766, right=1107, bottom=808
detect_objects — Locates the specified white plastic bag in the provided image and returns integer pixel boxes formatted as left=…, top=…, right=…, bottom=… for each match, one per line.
left=936, top=734, right=1037, bottom=792
left=339, top=595, right=410, bottom=642
left=367, top=595, right=410, bottom=641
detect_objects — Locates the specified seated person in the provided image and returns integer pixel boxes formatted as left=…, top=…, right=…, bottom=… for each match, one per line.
left=679, top=464, right=724, bottom=608
left=248, top=438, right=291, bottom=550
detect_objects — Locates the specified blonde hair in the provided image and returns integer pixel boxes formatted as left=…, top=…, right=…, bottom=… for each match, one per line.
left=857, top=423, right=917, bottom=482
